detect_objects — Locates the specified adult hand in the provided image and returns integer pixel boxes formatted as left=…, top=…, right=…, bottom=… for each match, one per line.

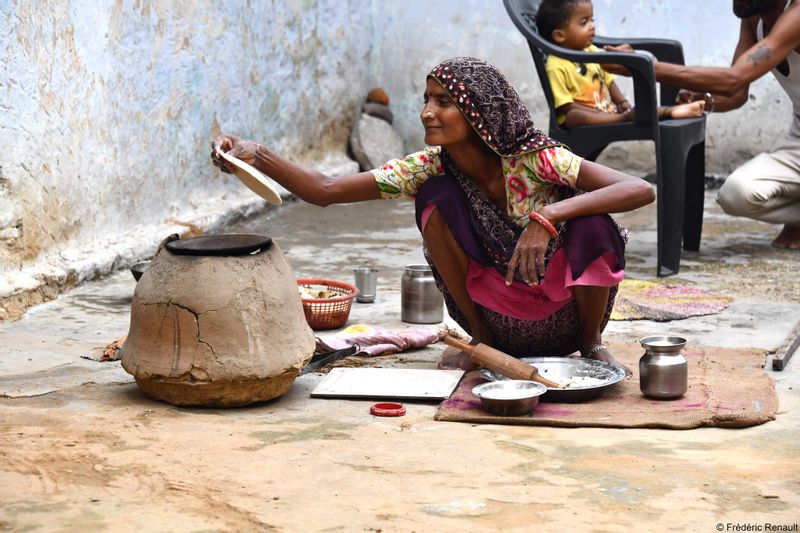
left=601, top=44, right=635, bottom=76
left=210, top=134, right=260, bottom=173
left=675, top=89, right=703, bottom=104
left=505, top=220, right=552, bottom=286
left=600, top=63, right=630, bottom=76
left=603, top=43, right=634, bottom=53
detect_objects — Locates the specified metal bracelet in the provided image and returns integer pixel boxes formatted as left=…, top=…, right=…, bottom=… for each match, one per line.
left=583, top=344, right=607, bottom=358
left=704, top=92, right=715, bottom=114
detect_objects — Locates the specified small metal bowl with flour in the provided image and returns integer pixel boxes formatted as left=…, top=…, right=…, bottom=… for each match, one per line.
left=472, top=380, right=547, bottom=416
left=480, top=357, right=625, bottom=402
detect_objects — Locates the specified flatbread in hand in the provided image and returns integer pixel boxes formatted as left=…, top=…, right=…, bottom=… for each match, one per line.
left=216, top=149, right=283, bottom=206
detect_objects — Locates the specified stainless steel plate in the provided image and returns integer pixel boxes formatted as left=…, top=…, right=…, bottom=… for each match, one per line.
left=479, top=357, right=626, bottom=402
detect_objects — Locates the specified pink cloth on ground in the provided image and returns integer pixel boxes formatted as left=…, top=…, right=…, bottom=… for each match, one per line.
left=315, top=327, right=440, bottom=357
left=421, top=203, right=624, bottom=322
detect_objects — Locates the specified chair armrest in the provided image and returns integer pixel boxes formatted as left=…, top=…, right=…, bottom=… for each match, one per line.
left=593, top=36, right=685, bottom=65
left=539, top=44, right=659, bottom=127
left=593, top=36, right=686, bottom=104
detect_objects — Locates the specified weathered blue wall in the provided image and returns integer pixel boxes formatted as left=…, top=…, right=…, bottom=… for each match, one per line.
left=0, top=0, right=791, bottom=318
left=0, top=0, right=371, bottom=316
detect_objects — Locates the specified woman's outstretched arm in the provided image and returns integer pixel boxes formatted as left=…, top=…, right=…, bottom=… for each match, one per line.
left=211, top=133, right=381, bottom=206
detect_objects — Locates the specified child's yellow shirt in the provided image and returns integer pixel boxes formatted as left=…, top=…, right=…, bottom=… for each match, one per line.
left=545, top=45, right=617, bottom=125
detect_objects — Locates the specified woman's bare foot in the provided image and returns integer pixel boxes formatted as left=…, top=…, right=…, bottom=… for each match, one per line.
left=581, top=344, right=632, bottom=377
left=438, top=346, right=477, bottom=370
left=670, top=100, right=705, bottom=118
left=771, top=224, right=800, bottom=249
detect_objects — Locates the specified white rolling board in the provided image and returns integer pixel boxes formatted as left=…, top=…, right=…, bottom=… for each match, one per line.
left=310, top=368, right=465, bottom=400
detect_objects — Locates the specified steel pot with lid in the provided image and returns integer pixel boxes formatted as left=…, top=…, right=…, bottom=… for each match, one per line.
left=120, top=233, right=315, bottom=407
left=401, top=264, right=443, bottom=324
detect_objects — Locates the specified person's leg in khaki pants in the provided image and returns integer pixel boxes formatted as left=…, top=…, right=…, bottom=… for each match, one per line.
left=717, top=139, right=800, bottom=248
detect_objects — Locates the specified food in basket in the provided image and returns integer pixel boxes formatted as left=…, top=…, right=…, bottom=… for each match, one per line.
left=299, top=285, right=337, bottom=300
left=296, top=279, right=357, bottom=330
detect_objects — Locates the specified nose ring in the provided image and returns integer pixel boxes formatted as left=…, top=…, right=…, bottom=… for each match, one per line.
left=425, top=112, right=433, bottom=118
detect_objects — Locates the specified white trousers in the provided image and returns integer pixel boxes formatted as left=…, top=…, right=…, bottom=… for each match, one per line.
left=717, top=138, right=800, bottom=225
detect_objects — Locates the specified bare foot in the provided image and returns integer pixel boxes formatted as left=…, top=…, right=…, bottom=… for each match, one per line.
left=582, top=345, right=632, bottom=377
left=438, top=346, right=478, bottom=371
left=670, top=100, right=705, bottom=118
left=771, top=224, right=800, bottom=250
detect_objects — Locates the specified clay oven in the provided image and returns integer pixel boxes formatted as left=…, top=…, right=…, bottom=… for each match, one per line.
left=120, top=234, right=315, bottom=407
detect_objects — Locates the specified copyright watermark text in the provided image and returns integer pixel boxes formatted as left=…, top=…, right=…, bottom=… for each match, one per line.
left=716, top=524, right=798, bottom=532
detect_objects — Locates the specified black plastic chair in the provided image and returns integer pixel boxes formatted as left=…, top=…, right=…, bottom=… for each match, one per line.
left=504, top=0, right=706, bottom=277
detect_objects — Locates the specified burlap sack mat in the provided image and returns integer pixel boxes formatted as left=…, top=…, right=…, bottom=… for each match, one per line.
left=435, top=343, right=778, bottom=429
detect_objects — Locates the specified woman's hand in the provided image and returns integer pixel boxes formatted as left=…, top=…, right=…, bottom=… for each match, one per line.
left=505, top=219, right=553, bottom=286
left=210, top=134, right=260, bottom=173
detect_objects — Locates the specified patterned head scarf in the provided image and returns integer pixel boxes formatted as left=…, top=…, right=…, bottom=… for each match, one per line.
left=428, top=56, right=560, bottom=157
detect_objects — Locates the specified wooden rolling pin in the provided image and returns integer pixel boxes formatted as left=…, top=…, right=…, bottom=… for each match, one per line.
left=443, top=335, right=561, bottom=388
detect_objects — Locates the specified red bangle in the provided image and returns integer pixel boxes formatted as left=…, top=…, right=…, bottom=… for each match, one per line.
left=528, top=211, right=558, bottom=238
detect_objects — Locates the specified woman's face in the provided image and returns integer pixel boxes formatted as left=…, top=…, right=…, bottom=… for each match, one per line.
left=420, top=78, right=474, bottom=148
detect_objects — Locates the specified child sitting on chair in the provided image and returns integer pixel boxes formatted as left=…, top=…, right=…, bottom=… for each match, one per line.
left=536, top=0, right=705, bottom=129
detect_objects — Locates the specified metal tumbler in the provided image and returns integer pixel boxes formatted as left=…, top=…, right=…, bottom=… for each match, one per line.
left=353, top=267, right=379, bottom=303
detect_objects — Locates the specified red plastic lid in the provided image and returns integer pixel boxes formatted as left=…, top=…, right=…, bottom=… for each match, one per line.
left=370, top=402, right=406, bottom=417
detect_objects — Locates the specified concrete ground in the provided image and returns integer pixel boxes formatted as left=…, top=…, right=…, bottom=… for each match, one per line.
left=1, top=189, right=799, bottom=532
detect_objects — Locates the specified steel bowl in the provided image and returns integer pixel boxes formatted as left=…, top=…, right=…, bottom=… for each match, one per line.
left=472, top=380, right=547, bottom=416
left=479, top=357, right=626, bottom=402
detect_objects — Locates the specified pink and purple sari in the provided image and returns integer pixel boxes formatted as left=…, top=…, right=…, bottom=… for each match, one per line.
left=418, top=57, right=627, bottom=357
